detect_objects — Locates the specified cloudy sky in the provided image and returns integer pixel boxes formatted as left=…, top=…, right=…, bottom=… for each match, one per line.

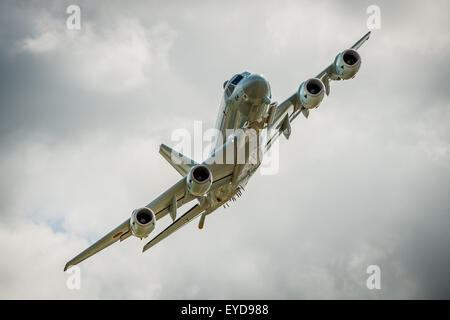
left=0, top=0, right=449, bottom=299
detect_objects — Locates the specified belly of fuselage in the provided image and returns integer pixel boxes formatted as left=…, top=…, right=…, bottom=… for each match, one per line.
left=212, top=97, right=265, bottom=183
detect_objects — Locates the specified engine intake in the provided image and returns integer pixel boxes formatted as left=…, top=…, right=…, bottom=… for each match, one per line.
left=187, top=165, right=212, bottom=196
left=297, top=78, right=325, bottom=109
left=333, top=49, right=361, bottom=80
left=130, top=207, right=156, bottom=239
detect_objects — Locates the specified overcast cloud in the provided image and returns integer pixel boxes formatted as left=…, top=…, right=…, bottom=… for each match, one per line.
left=0, top=0, right=449, bottom=299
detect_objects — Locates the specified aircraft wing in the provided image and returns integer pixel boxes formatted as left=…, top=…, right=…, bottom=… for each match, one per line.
left=64, top=177, right=193, bottom=271
left=64, top=219, right=130, bottom=271
left=265, top=31, right=371, bottom=151
left=64, top=149, right=235, bottom=271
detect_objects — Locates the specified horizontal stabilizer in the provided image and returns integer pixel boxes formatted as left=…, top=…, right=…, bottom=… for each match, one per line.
left=159, top=144, right=198, bottom=176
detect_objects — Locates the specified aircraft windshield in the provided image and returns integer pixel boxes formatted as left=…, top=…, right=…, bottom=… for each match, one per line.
left=225, top=74, right=245, bottom=96
left=231, top=74, right=243, bottom=85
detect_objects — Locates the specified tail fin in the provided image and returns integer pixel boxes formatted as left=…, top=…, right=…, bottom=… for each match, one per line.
left=159, top=144, right=197, bottom=176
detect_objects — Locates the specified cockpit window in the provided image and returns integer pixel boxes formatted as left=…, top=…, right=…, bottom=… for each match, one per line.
left=225, top=74, right=245, bottom=97
left=224, top=73, right=248, bottom=97
left=231, top=74, right=244, bottom=85
left=225, top=84, right=235, bottom=96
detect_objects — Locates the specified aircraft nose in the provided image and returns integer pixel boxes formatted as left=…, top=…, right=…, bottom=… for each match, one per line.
left=242, top=74, right=270, bottom=102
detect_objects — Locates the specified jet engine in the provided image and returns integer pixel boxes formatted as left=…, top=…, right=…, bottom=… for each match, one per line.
left=332, top=49, right=361, bottom=80
left=298, top=78, right=325, bottom=109
left=130, top=207, right=156, bottom=239
left=187, top=165, right=212, bottom=196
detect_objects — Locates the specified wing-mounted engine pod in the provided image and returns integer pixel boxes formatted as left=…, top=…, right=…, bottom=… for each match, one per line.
left=333, top=49, right=361, bottom=80
left=130, top=207, right=156, bottom=239
left=187, top=165, right=213, bottom=196
left=297, top=78, right=325, bottom=109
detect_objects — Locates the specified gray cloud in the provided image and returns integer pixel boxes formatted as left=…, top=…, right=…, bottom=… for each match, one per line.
left=0, top=0, right=449, bottom=299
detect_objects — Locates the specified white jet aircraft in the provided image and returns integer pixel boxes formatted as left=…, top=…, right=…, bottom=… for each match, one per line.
left=64, top=31, right=371, bottom=271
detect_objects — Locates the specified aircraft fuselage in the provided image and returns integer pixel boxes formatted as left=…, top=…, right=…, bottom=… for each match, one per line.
left=204, top=72, right=273, bottom=210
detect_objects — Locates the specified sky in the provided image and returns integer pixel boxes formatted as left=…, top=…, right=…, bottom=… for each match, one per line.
left=0, top=0, right=449, bottom=299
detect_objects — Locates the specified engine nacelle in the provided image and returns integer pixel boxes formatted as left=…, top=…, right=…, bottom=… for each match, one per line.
left=187, top=165, right=212, bottom=196
left=333, top=49, right=361, bottom=80
left=297, top=78, right=325, bottom=109
left=130, top=207, right=156, bottom=239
